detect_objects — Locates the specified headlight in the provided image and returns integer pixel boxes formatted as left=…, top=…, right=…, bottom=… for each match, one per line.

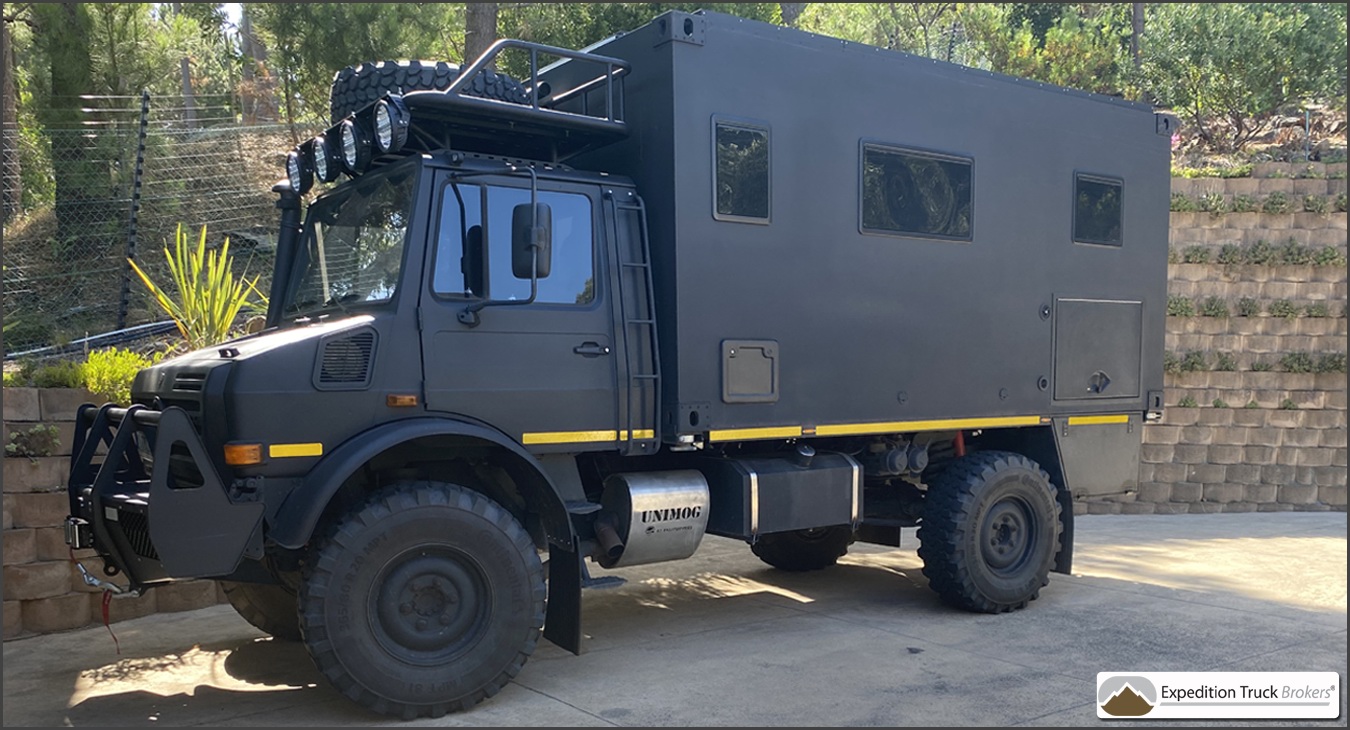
left=374, top=97, right=409, bottom=154
left=340, top=118, right=371, bottom=174
left=312, top=134, right=339, bottom=183
left=286, top=150, right=312, bottom=193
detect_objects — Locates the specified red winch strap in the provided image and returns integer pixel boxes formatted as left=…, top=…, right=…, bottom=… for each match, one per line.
left=70, top=548, right=121, bottom=654
left=101, top=591, right=121, bottom=655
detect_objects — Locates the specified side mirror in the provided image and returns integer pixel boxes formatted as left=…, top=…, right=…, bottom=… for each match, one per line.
left=511, top=202, right=552, bottom=279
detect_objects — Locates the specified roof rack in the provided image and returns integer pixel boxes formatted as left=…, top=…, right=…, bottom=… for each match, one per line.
left=397, top=39, right=631, bottom=163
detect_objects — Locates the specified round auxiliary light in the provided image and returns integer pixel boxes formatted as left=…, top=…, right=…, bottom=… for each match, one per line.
left=312, top=134, right=339, bottom=184
left=374, top=97, right=409, bottom=154
left=285, top=150, right=312, bottom=194
left=340, top=118, right=371, bottom=174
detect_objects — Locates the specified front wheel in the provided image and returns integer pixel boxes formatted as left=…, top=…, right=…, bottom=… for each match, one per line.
left=300, top=481, right=545, bottom=719
left=917, top=451, right=1061, bottom=613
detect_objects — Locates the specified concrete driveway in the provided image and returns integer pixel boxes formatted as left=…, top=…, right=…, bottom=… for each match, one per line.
left=3, top=512, right=1346, bottom=727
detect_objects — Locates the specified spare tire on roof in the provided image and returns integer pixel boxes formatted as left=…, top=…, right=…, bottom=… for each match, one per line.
left=328, top=60, right=530, bottom=124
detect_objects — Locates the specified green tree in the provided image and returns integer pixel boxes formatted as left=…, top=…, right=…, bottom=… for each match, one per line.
left=960, top=3, right=1131, bottom=95
left=1138, top=3, right=1348, bottom=151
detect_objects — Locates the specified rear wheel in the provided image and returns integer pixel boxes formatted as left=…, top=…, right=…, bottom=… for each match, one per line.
left=917, top=451, right=1061, bottom=613
left=300, top=481, right=545, bottom=719
left=220, top=580, right=301, bottom=641
left=751, top=526, right=854, bottom=571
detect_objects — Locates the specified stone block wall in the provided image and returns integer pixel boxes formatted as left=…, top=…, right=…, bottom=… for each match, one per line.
left=2, top=388, right=229, bottom=640
left=1116, top=165, right=1347, bottom=515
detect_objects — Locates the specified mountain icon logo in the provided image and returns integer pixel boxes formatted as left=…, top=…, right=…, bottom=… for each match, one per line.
left=1098, top=675, right=1158, bottom=717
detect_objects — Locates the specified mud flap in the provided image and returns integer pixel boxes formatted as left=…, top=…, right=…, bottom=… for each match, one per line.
left=543, top=537, right=585, bottom=655
left=148, top=408, right=264, bottom=578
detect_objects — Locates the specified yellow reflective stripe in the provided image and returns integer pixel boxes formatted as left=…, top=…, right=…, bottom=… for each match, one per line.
left=268, top=442, right=323, bottom=458
left=814, top=416, right=1044, bottom=437
left=708, top=426, right=803, bottom=442
left=521, top=429, right=656, bottom=445
left=1067, top=414, right=1130, bottom=426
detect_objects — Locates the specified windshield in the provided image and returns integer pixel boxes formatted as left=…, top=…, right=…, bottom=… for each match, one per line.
left=283, top=168, right=417, bottom=318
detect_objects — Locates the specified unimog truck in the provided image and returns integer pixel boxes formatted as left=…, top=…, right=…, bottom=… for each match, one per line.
left=66, top=10, right=1172, bottom=719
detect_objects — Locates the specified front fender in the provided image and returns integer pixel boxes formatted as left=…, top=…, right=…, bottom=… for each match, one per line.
left=267, top=416, right=573, bottom=550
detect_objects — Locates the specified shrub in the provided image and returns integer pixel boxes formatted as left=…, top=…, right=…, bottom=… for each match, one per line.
left=1302, top=194, right=1329, bottom=214
left=1182, top=245, right=1212, bottom=264
left=1244, top=239, right=1278, bottom=265
left=130, top=224, right=262, bottom=351
left=1199, top=296, right=1229, bottom=317
left=1279, top=398, right=1298, bottom=411
left=25, top=360, right=85, bottom=389
left=1250, top=360, right=1273, bottom=372
left=1170, top=193, right=1198, bottom=212
left=1, top=371, right=20, bottom=387
left=1277, top=238, right=1313, bottom=265
left=1167, top=248, right=1181, bottom=264
left=1262, top=191, right=1290, bottom=214
left=83, top=348, right=159, bottom=405
left=1229, top=194, right=1258, bottom=213
left=1212, top=398, right=1229, bottom=409
left=1163, top=351, right=1181, bottom=374
left=5, top=425, right=60, bottom=461
left=1214, top=352, right=1238, bottom=371
left=1312, top=246, right=1346, bottom=267
left=1267, top=299, right=1299, bottom=318
left=1180, top=350, right=1208, bottom=372
left=1335, top=192, right=1347, bottom=212
left=1198, top=192, right=1227, bottom=214
left=1304, top=302, right=1330, bottom=318
left=1216, top=243, right=1246, bottom=264
left=1236, top=297, right=1262, bottom=317
left=1177, top=395, right=1198, bottom=408
left=1279, top=352, right=1315, bottom=373
left=1243, top=400, right=1260, bottom=409
left=1315, top=352, right=1347, bottom=373
left=1167, top=295, right=1196, bottom=317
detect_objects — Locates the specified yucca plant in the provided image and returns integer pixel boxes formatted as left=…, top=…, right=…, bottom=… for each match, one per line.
left=129, top=225, right=261, bottom=351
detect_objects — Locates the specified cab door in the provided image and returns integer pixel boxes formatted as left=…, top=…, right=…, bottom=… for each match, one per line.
left=419, top=172, right=620, bottom=452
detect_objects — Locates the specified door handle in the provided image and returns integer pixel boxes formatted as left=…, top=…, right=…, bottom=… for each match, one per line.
left=573, top=342, right=611, bottom=357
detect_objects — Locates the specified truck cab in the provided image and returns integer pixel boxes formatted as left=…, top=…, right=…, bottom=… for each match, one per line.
left=66, top=10, right=1170, bottom=720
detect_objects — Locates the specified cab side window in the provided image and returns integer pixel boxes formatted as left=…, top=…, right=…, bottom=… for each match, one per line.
left=434, top=183, right=595, bottom=305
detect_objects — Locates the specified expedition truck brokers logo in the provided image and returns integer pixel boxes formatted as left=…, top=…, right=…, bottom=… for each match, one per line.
left=1097, top=672, right=1341, bottom=720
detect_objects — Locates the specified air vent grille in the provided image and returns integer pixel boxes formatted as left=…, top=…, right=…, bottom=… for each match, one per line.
left=317, top=330, right=376, bottom=388
left=173, top=372, right=207, bottom=392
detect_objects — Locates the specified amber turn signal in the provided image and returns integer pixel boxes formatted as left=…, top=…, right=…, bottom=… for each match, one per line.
left=387, top=394, right=419, bottom=407
left=223, top=443, right=263, bottom=466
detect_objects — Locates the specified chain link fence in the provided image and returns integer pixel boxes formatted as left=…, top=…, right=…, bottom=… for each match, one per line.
left=3, top=93, right=304, bottom=360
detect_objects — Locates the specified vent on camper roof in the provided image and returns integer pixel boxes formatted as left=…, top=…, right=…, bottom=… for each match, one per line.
left=314, top=329, right=377, bottom=390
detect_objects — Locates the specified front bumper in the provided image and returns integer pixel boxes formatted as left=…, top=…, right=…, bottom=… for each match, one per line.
left=66, top=403, right=264, bottom=591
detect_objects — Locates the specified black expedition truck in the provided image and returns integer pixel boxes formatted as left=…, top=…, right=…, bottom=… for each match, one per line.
left=66, top=10, right=1171, bottom=719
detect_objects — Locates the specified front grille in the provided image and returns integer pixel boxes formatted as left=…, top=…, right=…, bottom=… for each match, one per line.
left=317, top=329, right=376, bottom=388
left=116, top=510, right=159, bottom=560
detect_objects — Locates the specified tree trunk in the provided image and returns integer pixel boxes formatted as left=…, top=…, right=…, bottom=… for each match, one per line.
left=238, top=5, right=276, bottom=123
left=173, top=3, right=197, bottom=126
left=779, top=3, right=806, bottom=27
left=1131, top=3, right=1143, bottom=70
left=464, top=2, right=498, bottom=66
left=33, top=3, right=111, bottom=244
left=1, top=12, right=21, bottom=220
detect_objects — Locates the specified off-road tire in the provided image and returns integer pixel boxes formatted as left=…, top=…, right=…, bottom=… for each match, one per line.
left=329, top=60, right=529, bottom=124
left=751, top=525, right=854, bottom=571
left=917, top=451, right=1061, bottom=613
left=220, top=580, right=302, bottom=641
left=299, top=481, right=545, bottom=719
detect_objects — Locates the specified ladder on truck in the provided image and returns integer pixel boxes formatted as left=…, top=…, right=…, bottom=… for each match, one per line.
left=608, top=191, right=660, bottom=457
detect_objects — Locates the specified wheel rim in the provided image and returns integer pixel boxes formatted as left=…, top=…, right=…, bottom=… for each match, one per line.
left=980, top=497, right=1035, bottom=574
left=370, top=546, right=490, bottom=666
